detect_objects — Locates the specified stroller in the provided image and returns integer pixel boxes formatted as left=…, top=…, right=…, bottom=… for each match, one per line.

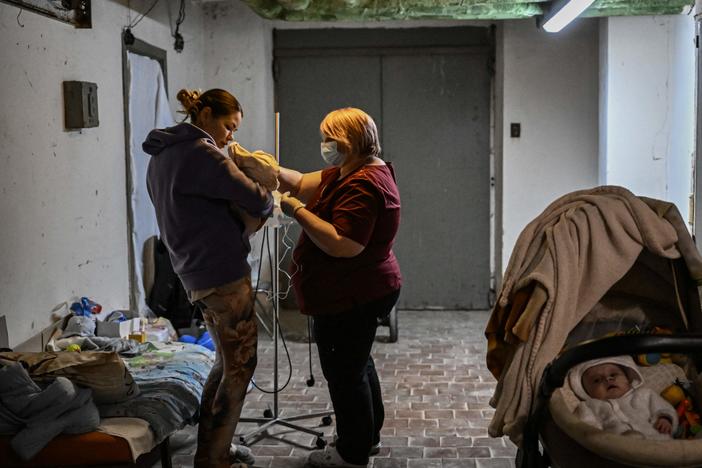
left=486, top=186, right=702, bottom=468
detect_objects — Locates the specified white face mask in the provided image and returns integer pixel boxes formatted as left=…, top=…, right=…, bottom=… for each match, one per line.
left=320, top=141, right=345, bottom=166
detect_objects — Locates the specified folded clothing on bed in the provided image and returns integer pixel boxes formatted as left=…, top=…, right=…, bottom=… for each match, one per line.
left=0, top=362, right=100, bottom=460
left=0, top=350, right=139, bottom=404
left=98, top=342, right=214, bottom=444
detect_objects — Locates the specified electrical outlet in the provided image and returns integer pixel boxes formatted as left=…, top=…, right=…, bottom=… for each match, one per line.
left=63, top=80, right=99, bottom=129
left=510, top=123, right=521, bottom=138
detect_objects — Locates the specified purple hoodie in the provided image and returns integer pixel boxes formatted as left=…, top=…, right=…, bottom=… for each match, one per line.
left=143, top=122, right=273, bottom=291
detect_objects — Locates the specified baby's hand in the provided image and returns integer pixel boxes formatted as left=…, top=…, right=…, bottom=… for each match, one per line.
left=654, top=416, right=672, bottom=434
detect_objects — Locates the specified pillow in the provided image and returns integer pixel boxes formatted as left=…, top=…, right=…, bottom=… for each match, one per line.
left=0, top=351, right=139, bottom=404
left=60, top=315, right=96, bottom=339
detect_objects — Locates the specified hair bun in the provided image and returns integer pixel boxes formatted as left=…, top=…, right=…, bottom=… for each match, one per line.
left=176, top=88, right=201, bottom=114
left=176, top=88, right=241, bottom=123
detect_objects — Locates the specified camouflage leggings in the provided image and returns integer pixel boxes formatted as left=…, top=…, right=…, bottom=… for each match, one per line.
left=193, top=277, right=257, bottom=468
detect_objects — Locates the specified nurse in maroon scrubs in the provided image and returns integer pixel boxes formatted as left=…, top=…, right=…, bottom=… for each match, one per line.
left=278, top=107, right=402, bottom=468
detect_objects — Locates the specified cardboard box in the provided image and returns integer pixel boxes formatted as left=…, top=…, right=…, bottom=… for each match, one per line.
left=96, top=318, right=142, bottom=339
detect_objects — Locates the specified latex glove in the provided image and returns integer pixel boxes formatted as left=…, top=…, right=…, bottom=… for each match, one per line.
left=280, top=192, right=305, bottom=218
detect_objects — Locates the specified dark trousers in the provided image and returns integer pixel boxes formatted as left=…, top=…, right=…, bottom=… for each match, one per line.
left=313, top=289, right=400, bottom=465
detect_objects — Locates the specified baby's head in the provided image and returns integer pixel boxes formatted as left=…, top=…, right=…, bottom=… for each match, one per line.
left=567, top=355, right=642, bottom=401
left=581, top=363, right=632, bottom=400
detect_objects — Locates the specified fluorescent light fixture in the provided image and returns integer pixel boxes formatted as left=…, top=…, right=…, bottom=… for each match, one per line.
left=541, top=0, right=595, bottom=33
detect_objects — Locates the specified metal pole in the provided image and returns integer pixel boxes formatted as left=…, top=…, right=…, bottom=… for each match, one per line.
left=273, top=112, right=280, bottom=418
left=238, top=111, right=333, bottom=447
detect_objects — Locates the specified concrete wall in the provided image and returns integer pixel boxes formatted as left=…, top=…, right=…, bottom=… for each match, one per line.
left=500, top=18, right=600, bottom=268
left=600, top=15, right=696, bottom=226
left=0, top=1, right=206, bottom=348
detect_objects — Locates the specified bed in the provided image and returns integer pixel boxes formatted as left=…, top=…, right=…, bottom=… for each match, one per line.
left=0, top=341, right=213, bottom=467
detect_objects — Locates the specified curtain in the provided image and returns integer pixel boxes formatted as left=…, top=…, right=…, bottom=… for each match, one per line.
left=126, top=51, right=174, bottom=314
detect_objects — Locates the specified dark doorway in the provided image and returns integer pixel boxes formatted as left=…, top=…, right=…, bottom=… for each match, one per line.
left=274, top=27, right=492, bottom=310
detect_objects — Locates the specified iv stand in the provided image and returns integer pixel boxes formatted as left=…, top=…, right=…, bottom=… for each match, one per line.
left=238, top=112, right=334, bottom=449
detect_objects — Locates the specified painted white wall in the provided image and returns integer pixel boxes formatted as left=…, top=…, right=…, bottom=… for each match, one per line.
left=0, top=1, right=206, bottom=347
left=600, top=15, right=696, bottom=226
left=500, top=18, right=600, bottom=268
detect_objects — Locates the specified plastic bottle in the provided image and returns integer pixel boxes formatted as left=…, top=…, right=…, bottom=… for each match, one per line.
left=81, top=297, right=102, bottom=314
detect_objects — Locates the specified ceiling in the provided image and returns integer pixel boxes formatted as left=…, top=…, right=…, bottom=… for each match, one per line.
left=237, top=0, right=693, bottom=21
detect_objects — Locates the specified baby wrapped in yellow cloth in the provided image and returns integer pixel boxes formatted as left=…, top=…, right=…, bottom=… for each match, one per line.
left=226, top=142, right=280, bottom=237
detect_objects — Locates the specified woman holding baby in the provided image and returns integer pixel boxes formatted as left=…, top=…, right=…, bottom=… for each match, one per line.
left=143, top=88, right=273, bottom=468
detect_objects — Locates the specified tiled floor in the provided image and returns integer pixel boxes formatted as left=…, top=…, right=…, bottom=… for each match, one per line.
left=164, top=310, right=516, bottom=468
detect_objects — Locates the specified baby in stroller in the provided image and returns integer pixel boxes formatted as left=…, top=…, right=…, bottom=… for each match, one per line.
left=568, top=355, right=678, bottom=440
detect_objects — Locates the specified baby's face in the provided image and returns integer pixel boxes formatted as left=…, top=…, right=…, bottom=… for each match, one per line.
left=582, top=363, right=631, bottom=400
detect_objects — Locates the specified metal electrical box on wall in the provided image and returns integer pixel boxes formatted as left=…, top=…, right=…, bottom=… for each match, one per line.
left=63, top=81, right=99, bottom=129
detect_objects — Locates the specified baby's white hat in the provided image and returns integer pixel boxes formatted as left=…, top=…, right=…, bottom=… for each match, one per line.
left=567, top=354, right=643, bottom=400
